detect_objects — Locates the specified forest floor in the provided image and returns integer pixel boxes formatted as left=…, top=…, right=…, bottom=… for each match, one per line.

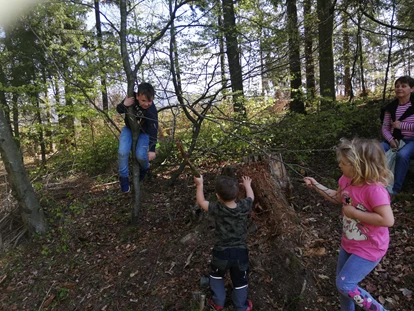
left=0, top=156, right=414, bottom=311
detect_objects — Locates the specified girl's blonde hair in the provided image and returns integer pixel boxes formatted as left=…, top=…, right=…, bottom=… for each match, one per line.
left=336, top=137, right=392, bottom=186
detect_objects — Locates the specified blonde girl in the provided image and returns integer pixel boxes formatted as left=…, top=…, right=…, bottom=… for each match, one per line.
left=304, top=137, right=394, bottom=311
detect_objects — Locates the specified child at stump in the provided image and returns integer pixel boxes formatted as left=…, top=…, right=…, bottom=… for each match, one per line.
left=304, top=137, right=394, bottom=311
left=194, top=174, right=254, bottom=311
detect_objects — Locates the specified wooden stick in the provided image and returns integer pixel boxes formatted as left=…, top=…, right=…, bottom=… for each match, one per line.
left=176, top=141, right=201, bottom=177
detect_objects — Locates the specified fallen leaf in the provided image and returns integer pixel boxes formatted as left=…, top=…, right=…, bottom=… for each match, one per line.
left=42, top=294, right=56, bottom=308
left=400, top=288, right=413, bottom=296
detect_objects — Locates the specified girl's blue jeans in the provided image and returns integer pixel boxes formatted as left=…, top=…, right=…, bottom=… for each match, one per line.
left=381, top=138, right=414, bottom=192
left=118, top=127, right=149, bottom=179
left=336, top=248, right=387, bottom=311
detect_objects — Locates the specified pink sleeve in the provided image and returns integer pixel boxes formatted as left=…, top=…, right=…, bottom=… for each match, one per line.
left=367, top=186, right=390, bottom=211
left=381, top=112, right=393, bottom=142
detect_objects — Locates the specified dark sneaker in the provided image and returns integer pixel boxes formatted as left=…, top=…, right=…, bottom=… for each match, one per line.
left=208, top=298, right=224, bottom=310
left=246, top=299, right=253, bottom=311
left=119, top=176, right=130, bottom=193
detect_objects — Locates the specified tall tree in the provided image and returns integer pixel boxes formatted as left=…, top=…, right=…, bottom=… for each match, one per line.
left=317, top=0, right=335, bottom=105
left=287, top=0, right=304, bottom=113
left=303, top=0, right=316, bottom=100
left=342, top=10, right=351, bottom=97
left=94, top=0, right=109, bottom=111
left=221, top=0, right=245, bottom=115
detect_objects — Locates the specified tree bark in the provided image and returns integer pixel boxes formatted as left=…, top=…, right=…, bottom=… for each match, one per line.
left=0, top=107, right=47, bottom=234
left=287, top=0, right=304, bottom=113
left=382, top=4, right=395, bottom=104
left=120, top=0, right=141, bottom=224
left=303, top=0, right=316, bottom=100
left=317, top=0, right=335, bottom=106
left=94, top=0, right=109, bottom=111
left=342, top=12, right=351, bottom=97
left=221, top=0, right=245, bottom=115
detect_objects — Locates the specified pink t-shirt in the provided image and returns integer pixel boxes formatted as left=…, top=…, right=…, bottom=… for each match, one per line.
left=338, top=175, right=391, bottom=262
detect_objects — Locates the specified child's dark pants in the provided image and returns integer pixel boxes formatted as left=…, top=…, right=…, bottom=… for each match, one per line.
left=209, top=248, right=250, bottom=311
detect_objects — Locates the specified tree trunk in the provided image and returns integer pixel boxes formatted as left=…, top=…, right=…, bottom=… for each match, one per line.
left=358, top=33, right=367, bottom=97
left=349, top=12, right=363, bottom=101
left=34, top=91, right=46, bottom=166
left=0, top=107, right=47, bottom=234
left=342, top=12, right=351, bottom=97
left=120, top=0, right=141, bottom=224
left=94, top=0, right=109, bottom=111
left=303, top=0, right=316, bottom=100
left=317, top=0, right=335, bottom=106
left=11, top=93, right=19, bottom=139
left=287, top=0, right=304, bottom=114
left=221, top=0, right=245, bottom=115
left=218, top=13, right=227, bottom=101
left=382, top=4, right=395, bottom=104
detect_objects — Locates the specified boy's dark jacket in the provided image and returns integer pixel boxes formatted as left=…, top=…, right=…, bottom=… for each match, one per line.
left=380, top=92, right=414, bottom=140
left=116, top=93, right=158, bottom=152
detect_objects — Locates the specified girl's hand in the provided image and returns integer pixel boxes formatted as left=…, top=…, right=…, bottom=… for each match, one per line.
left=303, top=177, right=318, bottom=189
left=342, top=204, right=355, bottom=218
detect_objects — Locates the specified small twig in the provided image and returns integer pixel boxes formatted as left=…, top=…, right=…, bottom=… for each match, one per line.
left=12, top=228, right=27, bottom=248
left=176, top=141, right=201, bottom=177
left=184, top=251, right=194, bottom=269
left=38, top=281, right=56, bottom=311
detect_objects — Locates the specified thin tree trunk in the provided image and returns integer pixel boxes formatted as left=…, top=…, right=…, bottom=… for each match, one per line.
left=0, top=107, right=47, bottom=233
left=94, top=0, right=109, bottom=111
left=42, top=68, right=53, bottom=153
left=358, top=34, right=367, bottom=97
left=11, top=93, right=19, bottom=139
left=342, top=12, right=351, bottom=97
left=349, top=12, right=363, bottom=101
left=382, top=4, right=395, bottom=104
left=120, top=0, right=141, bottom=224
left=218, top=13, right=227, bottom=101
left=34, top=91, right=46, bottom=166
left=303, top=0, right=316, bottom=100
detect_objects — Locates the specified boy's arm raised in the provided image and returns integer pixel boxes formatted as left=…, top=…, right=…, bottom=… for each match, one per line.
left=242, top=176, right=254, bottom=201
left=194, top=176, right=209, bottom=211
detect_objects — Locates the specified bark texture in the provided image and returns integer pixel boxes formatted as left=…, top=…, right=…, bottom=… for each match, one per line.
left=0, top=108, right=47, bottom=233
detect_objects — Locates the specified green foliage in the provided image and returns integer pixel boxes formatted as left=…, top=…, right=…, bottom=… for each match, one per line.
left=164, top=97, right=384, bottom=182
left=71, top=125, right=119, bottom=176
left=266, top=100, right=383, bottom=161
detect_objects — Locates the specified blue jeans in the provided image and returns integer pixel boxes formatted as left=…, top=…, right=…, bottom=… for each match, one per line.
left=382, top=138, right=414, bottom=192
left=336, top=248, right=386, bottom=311
left=118, top=127, right=149, bottom=179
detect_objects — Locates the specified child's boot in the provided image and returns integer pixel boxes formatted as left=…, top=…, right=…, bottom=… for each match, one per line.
left=208, top=298, right=224, bottom=310
left=232, top=286, right=251, bottom=311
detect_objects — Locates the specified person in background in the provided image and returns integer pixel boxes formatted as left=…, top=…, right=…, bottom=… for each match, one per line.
left=194, top=174, right=254, bottom=311
left=304, top=137, right=394, bottom=311
left=381, top=75, right=414, bottom=194
left=116, top=82, right=158, bottom=193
